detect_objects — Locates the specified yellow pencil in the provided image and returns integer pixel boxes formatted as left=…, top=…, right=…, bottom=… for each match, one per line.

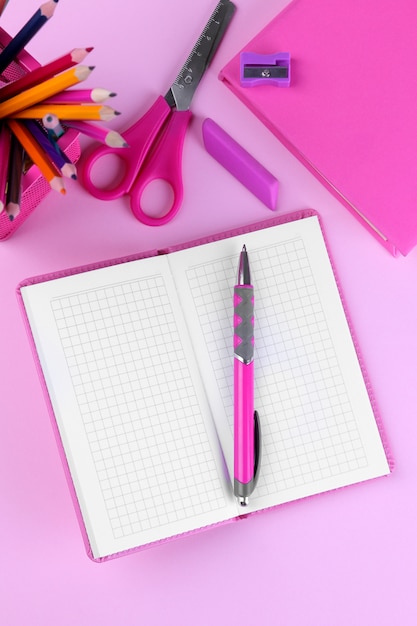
left=12, top=104, right=121, bottom=121
left=0, top=65, right=94, bottom=119
left=7, top=120, right=66, bottom=195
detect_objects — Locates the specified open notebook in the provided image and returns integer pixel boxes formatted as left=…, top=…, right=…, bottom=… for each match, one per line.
left=219, top=0, right=417, bottom=256
left=18, top=211, right=391, bottom=561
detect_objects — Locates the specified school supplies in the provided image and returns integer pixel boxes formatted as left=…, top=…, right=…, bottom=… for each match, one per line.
left=0, top=0, right=118, bottom=239
left=0, top=121, right=11, bottom=212
left=202, top=117, right=279, bottom=210
left=43, top=88, right=116, bottom=104
left=42, top=112, right=64, bottom=138
left=8, top=119, right=66, bottom=194
left=0, top=27, right=80, bottom=240
left=219, top=0, right=417, bottom=256
left=0, top=47, right=94, bottom=102
left=240, top=52, right=291, bottom=87
left=0, top=0, right=59, bottom=74
left=81, top=0, right=236, bottom=227
left=233, top=245, right=259, bottom=506
left=12, top=102, right=119, bottom=120
left=23, top=119, right=77, bottom=180
left=65, top=119, right=128, bottom=148
left=5, top=131, right=24, bottom=219
left=0, top=65, right=94, bottom=118
left=18, top=210, right=391, bottom=561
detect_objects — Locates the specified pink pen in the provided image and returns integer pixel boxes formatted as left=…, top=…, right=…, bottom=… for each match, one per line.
left=233, top=245, right=261, bottom=505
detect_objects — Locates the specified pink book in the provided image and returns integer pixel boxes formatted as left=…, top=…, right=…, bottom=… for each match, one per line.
left=219, top=0, right=417, bottom=256
left=17, top=210, right=392, bottom=561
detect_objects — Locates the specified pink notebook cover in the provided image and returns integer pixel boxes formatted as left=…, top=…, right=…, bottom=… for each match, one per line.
left=16, top=210, right=393, bottom=561
left=219, top=0, right=417, bottom=256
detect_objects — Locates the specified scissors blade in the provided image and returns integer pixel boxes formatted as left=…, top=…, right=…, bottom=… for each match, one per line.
left=166, top=0, right=236, bottom=111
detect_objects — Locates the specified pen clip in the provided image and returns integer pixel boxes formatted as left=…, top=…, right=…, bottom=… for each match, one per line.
left=253, top=410, right=262, bottom=489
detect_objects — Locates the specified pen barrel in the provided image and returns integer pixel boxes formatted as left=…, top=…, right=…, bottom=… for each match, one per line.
left=234, top=284, right=255, bottom=488
left=234, top=359, right=255, bottom=486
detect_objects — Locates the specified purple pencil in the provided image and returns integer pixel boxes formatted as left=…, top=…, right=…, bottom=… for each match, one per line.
left=23, top=119, right=77, bottom=180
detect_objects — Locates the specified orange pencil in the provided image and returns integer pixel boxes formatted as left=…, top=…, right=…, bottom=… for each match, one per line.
left=7, top=120, right=66, bottom=195
left=13, top=104, right=121, bottom=121
left=0, top=65, right=94, bottom=119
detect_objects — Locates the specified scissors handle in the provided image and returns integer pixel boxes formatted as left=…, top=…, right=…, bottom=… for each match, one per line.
left=129, top=109, right=192, bottom=226
left=80, top=95, right=171, bottom=201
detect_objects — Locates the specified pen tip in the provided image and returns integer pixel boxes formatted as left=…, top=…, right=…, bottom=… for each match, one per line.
left=242, top=244, right=247, bottom=251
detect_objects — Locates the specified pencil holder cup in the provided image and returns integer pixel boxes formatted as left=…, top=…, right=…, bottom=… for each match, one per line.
left=0, top=27, right=81, bottom=240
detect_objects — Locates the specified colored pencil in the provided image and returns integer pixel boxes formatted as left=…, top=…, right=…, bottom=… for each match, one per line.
left=65, top=120, right=128, bottom=147
left=23, top=119, right=77, bottom=179
left=42, top=113, right=64, bottom=139
left=13, top=103, right=120, bottom=121
left=42, top=88, right=117, bottom=104
left=0, top=65, right=94, bottom=119
left=5, top=132, right=24, bottom=221
left=7, top=119, right=66, bottom=194
left=0, top=122, right=11, bottom=213
left=0, top=0, right=60, bottom=75
left=0, top=48, right=94, bottom=103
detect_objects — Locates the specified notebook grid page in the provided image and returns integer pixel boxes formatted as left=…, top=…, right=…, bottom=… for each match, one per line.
left=50, top=275, right=226, bottom=540
left=185, top=236, right=368, bottom=498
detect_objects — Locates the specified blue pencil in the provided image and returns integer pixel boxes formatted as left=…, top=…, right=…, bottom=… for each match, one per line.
left=0, top=1, right=59, bottom=74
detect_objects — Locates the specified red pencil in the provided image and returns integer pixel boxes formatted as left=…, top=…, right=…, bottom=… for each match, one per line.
left=0, top=47, right=94, bottom=102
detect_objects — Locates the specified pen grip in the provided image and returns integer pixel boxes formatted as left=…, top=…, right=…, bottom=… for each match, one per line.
left=234, top=285, right=254, bottom=363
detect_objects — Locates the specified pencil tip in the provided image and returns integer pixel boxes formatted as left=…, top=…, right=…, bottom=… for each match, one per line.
left=71, top=174, right=77, bottom=180
left=115, top=111, right=121, bottom=116
left=109, top=92, right=117, bottom=97
left=86, top=46, right=94, bottom=52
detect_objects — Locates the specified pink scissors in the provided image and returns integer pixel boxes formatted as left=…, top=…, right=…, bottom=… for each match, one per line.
left=81, top=0, right=235, bottom=226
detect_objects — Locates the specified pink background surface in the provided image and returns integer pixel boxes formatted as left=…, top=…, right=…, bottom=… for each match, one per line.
left=1, top=1, right=417, bottom=624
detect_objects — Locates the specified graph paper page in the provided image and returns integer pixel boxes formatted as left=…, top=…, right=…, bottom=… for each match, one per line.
left=169, top=215, right=390, bottom=514
left=21, top=255, right=236, bottom=559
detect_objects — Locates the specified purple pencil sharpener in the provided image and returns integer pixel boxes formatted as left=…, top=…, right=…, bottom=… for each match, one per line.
left=240, top=51, right=291, bottom=87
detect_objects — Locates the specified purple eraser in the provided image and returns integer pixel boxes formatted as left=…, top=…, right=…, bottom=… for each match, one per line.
left=202, top=118, right=278, bottom=211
